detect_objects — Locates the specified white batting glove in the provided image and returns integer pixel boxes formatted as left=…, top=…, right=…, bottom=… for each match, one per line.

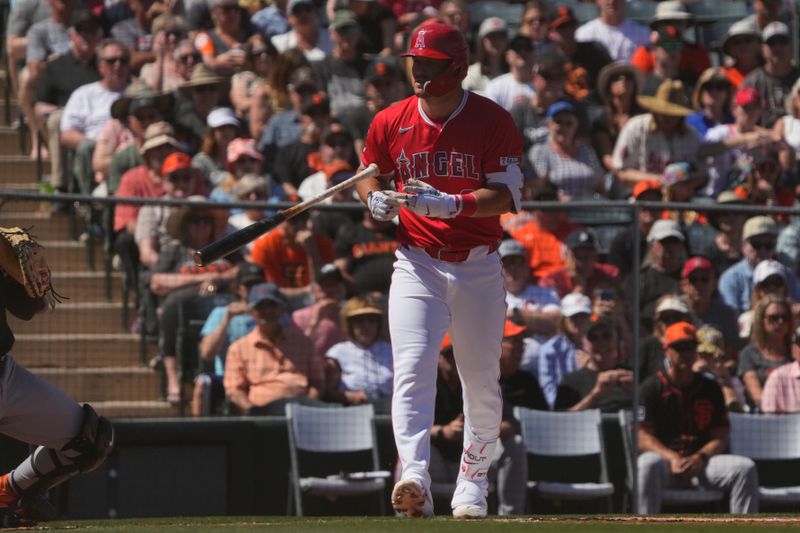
left=367, top=190, right=402, bottom=221
left=400, top=179, right=461, bottom=219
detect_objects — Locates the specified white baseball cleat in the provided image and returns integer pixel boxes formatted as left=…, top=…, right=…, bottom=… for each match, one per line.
left=451, top=480, right=488, bottom=519
left=391, top=479, right=433, bottom=517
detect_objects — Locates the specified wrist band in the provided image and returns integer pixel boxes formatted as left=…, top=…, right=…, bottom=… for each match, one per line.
left=458, top=193, right=478, bottom=217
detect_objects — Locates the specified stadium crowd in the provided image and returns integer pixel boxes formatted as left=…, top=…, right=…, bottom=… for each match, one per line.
left=7, top=0, right=800, bottom=515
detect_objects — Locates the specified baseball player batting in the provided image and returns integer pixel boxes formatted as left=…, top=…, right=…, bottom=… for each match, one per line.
left=0, top=228, right=114, bottom=526
left=356, top=23, right=524, bottom=518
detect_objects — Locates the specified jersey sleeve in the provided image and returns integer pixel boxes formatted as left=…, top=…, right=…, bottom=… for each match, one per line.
left=482, top=108, right=524, bottom=176
left=361, top=109, right=395, bottom=174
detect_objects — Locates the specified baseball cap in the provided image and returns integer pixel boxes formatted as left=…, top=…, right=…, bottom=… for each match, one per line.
left=499, top=239, right=527, bottom=259
left=546, top=101, right=577, bottom=119
left=478, top=17, right=508, bottom=39
left=662, top=321, right=697, bottom=348
left=323, top=159, right=354, bottom=185
left=508, top=35, right=535, bottom=55
left=566, top=229, right=597, bottom=251
left=560, top=293, right=592, bottom=317
left=655, top=295, right=691, bottom=316
left=503, top=319, right=527, bottom=339
left=762, top=21, right=790, bottom=43
left=233, top=173, right=269, bottom=200
left=237, top=262, right=265, bottom=285
left=632, top=179, right=662, bottom=199
left=227, top=138, right=264, bottom=165
left=551, top=6, right=577, bottom=30
left=742, top=216, right=778, bottom=241
left=735, top=87, right=761, bottom=107
left=716, top=190, right=747, bottom=205
left=647, top=219, right=685, bottom=243
left=317, top=263, right=344, bottom=283
left=696, top=325, right=724, bottom=357
left=161, top=151, right=191, bottom=176
left=681, top=256, right=713, bottom=279
left=753, top=259, right=787, bottom=286
left=330, top=9, right=360, bottom=34
left=72, top=10, right=101, bottom=35
left=207, top=107, right=240, bottom=129
left=287, top=0, right=314, bottom=14
left=662, top=162, right=692, bottom=187
left=140, top=121, right=181, bottom=153
left=441, top=332, right=453, bottom=352
left=248, top=282, right=287, bottom=307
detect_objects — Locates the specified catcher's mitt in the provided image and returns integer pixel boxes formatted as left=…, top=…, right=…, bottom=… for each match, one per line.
left=0, top=227, right=63, bottom=309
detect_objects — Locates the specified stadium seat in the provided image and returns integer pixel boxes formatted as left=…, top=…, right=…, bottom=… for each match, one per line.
left=729, top=413, right=800, bottom=506
left=285, top=403, right=388, bottom=516
left=514, top=407, right=614, bottom=512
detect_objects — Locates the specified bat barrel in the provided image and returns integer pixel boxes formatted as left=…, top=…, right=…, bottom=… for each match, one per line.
left=193, top=213, right=286, bottom=266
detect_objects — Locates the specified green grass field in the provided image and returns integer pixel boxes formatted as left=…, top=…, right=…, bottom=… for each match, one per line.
left=35, top=516, right=800, bottom=533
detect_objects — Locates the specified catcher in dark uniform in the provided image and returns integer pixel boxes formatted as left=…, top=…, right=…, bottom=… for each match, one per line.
left=0, top=227, right=114, bottom=525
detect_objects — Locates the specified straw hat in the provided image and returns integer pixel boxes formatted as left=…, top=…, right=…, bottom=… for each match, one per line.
left=180, top=64, right=224, bottom=94
left=165, top=196, right=229, bottom=241
left=139, top=121, right=182, bottom=154
left=692, top=67, right=731, bottom=109
left=597, top=62, right=643, bottom=105
left=110, top=82, right=173, bottom=120
left=637, top=79, right=693, bottom=117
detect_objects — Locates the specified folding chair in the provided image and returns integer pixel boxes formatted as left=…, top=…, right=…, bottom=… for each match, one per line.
left=617, top=410, right=724, bottom=512
left=729, top=413, right=800, bottom=505
left=285, top=403, right=388, bottom=516
left=514, top=407, right=614, bottom=512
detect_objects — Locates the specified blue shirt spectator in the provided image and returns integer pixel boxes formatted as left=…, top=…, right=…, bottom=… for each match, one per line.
left=251, top=4, right=290, bottom=38
left=200, top=305, right=256, bottom=376
left=537, top=335, right=578, bottom=410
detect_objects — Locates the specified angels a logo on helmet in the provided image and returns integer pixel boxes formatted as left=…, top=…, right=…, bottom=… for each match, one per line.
left=416, top=29, right=427, bottom=49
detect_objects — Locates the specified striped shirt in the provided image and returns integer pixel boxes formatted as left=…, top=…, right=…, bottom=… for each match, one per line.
left=529, top=142, right=603, bottom=199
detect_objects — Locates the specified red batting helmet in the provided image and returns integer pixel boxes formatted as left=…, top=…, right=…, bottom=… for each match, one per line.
left=401, top=23, right=469, bottom=97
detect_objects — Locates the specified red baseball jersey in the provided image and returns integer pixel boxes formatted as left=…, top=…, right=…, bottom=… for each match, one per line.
left=361, top=92, right=523, bottom=250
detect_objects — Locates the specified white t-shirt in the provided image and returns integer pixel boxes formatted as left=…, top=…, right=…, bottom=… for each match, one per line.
left=271, top=29, right=332, bottom=62
left=326, top=340, right=393, bottom=399
left=60, top=81, right=124, bottom=140
left=485, top=72, right=536, bottom=111
left=575, top=18, right=650, bottom=63
left=782, top=115, right=800, bottom=153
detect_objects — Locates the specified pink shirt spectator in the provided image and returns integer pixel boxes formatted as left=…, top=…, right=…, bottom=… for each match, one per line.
left=292, top=306, right=346, bottom=357
left=223, top=324, right=323, bottom=408
left=761, top=361, right=800, bottom=414
left=113, top=166, right=163, bottom=233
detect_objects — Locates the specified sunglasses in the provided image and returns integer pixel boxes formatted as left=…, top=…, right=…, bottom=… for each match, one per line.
left=767, top=37, right=791, bottom=47
left=688, top=275, right=711, bottom=284
left=251, top=48, right=271, bottom=58
left=658, top=312, right=687, bottom=325
left=670, top=341, right=698, bottom=353
left=194, top=85, right=218, bottom=94
left=187, top=215, right=214, bottom=225
left=168, top=171, right=193, bottom=182
left=759, top=276, right=785, bottom=289
left=766, top=312, right=790, bottom=323
left=553, top=116, right=577, bottom=127
left=178, top=53, right=201, bottom=64
left=705, top=81, right=730, bottom=92
left=750, top=239, right=776, bottom=251
left=102, top=56, right=129, bottom=65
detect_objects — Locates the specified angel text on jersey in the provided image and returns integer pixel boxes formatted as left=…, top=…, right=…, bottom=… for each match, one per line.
left=395, top=148, right=481, bottom=181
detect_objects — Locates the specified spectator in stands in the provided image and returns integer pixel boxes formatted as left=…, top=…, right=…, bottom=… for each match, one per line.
left=193, top=262, right=264, bottom=416
left=33, top=14, right=102, bottom=195
left=592, top=62, right=645, bottom=173
left=517, top=0, right=550, bottom=47
left=541, top=229, right=620, bottom=299
left=631, top=2, right=710, bottom=83
left=230, top=34, right=279, bottom=138
left=211, top=138, right=267, bottom=207
left=60, top=39, right=131, bottom=195
left=150, top=198, right=238, bottom=404
left=94, top=82, right=172, bottom=188
left=21, top=0, right=81, bottom=159
left=195, top=0, right=249, bottom=75
left=175, top=64, right=225, bottom=153
left=5, top=0, right=52, bottom=125
left=324, top=296, right=392, bottom=411
left=740, top=295, right=793, bottom=410
left=139, top=14, right=192, bottom=92
left=686, top=68, right=734, bottom=137
left=347, top=0, right=395, bottom=56
left=703, top=191, right=748, bottom=275
left=608, top=180, right=661, bottom=275
left=775, top=78, right=800, bottom=176
left=700, top=87, right=780, bottom=197
left=510, top=181, right=579, bottom=281
left=307, top=162, right=362, bottom=241
left=738, top=260, right=793, bottom=341
left=695, top=325, right=746, bottom=413
left=191, top=107, right=241, bottom=187
left=760, top=324, right=800, bottom=413
left=224, top=282, right=325, bottom=415
left=638, top=25, right=694, bottom=98
left=719, top=20, right=763, bottom=89
left=638, top=294, right=694, bottom=381
left=251, top=210, right=335, bottom=307
left=612, top=79, right=702, bottom=192
left=251, top=0, right=289, bottom=38
left=358, top=57, right=407, bottom=142
left=111, top=0, right=166, bottom=72
left=738, top=0, right=784, bottom=33
left=486, top=35, right=536, bottom=112
left=737, top=150, right=795, bottom=210
left=334, top=209, right=399, bottom=297
left=590, top=283, right=633, bottom=360
left=637, top=321, right=759, bottom=515
left=135, top=152, right=202, bottom=269
left=297, top=128, right=358, bottom=203
left=463, top=17, right=509, bottom=96
left=680, top=256, right=739, bottom=351
left=574, top=0, right=648, bottom=63
left=227, top=174, right=271, bottom=247
left=742, top=21, right=800, bottom=127
left=719, top=216, right=800, bottom=313
left=555, top=317, right=633, bottom=412
left=271, top=0, right=332, bottom=61
left=626, top=219, right=685, bottom=327
left=538, top=292, right=592, bottom=409
left=292, top=264, right=347, bottom=358
left=529, top=101, right=605, bottom=199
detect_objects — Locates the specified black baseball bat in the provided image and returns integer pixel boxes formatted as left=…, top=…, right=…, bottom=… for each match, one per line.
left=194, top=163, right=380, bottom=266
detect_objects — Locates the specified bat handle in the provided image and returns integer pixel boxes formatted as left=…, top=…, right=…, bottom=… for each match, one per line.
left=194, top=214, right=285, bottom=266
